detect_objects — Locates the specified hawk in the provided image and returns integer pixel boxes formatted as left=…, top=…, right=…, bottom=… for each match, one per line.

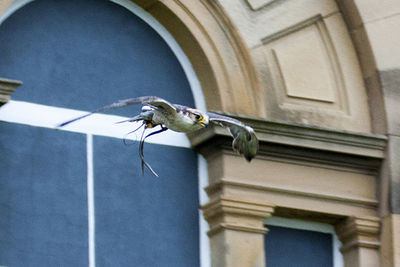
left=58, top=96, right=259, bottom=176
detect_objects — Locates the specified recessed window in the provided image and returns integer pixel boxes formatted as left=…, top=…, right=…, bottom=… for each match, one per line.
left=265, top=217, right=343, bottom=267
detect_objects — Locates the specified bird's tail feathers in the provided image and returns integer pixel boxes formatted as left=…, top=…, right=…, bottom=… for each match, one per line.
left=57, top=112, right=94, bottom=127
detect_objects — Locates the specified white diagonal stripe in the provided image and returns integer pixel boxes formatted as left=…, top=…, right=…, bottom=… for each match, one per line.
left=0, top=100, right=191, bottom=148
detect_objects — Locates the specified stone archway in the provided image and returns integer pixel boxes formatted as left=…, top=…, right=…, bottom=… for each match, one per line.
left=133, top=0, right=264, bottom=117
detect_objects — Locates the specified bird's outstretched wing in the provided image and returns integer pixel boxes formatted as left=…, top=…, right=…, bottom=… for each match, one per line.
left=58, top=96, right=176, bottom=127
left=207, top=112, right=259, bottom=161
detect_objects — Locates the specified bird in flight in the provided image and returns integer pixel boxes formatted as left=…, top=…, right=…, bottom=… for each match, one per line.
left=58, top=96, right=258, bottom=176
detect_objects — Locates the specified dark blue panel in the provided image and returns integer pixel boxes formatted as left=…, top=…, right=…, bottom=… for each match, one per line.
left=0, top=0, right=194, bottom=116
left=0, top=122, right=88, bottom=267
left=93, top=136, right=199, bottom=267
left=265, top=225, right=333, bottom=267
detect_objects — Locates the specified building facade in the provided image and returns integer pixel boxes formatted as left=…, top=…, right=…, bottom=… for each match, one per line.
left=0, top=0, right=399, bottom=266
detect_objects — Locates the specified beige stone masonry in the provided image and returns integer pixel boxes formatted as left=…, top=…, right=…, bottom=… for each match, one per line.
left=190, top=118, right=385, bottom=220
left=2, top=1, right=398, bottom=266
left=336, top=216, right=380, bottom=267
left=245, top=0, right=275, bottom=11
left=136, top=0, right=264, bottom=117
left=202, top=196, right=275, bottom=236
left=192, top=118, right=384, bottom=266
left=202, top=195, right=275, bottom=267
left=237, top=0, right=372, bottom=133
left=219, top=0, right=338, bottom=49
left=381, top=215, right=400, bottom=267
left=262, top=14, right=349, bottom=115
left=0, top=0, right=13, bottom=16
left=339, top=0, right=400, bottom=71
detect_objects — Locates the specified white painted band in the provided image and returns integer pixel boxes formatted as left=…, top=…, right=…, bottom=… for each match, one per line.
left=0, top=100, right=191, bottom=148
left=87, top=134, right=96, bottom=267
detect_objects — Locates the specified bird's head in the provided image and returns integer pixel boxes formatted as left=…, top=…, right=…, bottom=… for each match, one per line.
left=187, top=109, right=209, bottom=127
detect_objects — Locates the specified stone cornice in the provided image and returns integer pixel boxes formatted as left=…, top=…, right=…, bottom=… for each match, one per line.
left=202, top=196, right=275, bottom=236
left=202, top=196, right=275, bottom=219
left=189, top=112, right=387, bottom=159
left=206, top=179, right=378, bottom=210
left=336, top=216, right=381, bottom=252
left=0, top=78, right=22, bottom=106
left=188, top=113, right=387, bottom=174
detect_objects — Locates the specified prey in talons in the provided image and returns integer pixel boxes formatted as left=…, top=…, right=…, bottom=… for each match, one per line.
left=58, top=96, right=259, bottom=177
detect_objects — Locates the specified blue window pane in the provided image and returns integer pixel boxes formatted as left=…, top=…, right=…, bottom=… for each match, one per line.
left=0, top=0, right=199, bottom=266
left=0, top=122, right=88, bottom=267
left=0, top=0, right=194, bottom=115
left=93, top=136, right=199, bottom=267
left=265, top=225, right=333, bottom=267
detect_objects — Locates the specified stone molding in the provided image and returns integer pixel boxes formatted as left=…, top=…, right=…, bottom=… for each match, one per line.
left=245, top=0, right=276, bottom=11
left=136, top=0, right=263, bottom=116
left=336, top=216, right=381, bottom=252
left=189, top=113, right=387, bottom=161
left=206, top=179, right=378, bottom=214
left=0, top=77, right=22, bottom=106
left=191, top=114, right=384, bottom=221
left=202, top=196, right=275, bottom=236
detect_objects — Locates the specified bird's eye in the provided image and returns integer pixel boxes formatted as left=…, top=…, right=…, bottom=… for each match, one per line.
left=195, top=114, right=202, bottom=120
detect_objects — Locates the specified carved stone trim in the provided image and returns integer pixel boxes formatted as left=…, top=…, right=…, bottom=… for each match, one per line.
left=245, top=0, right=276, bottom=11
left=138, top=0, right=263, bottom=116
left=206, top=179, right=378, bottom=210
left=189, top=113, right=387, bottom=160
left=336, top=216, right=381, bottom=252
left=202, top=196, right=275, bottom=236
left=0, top=78, right=22, bottom=106
left=207, top=223, right=268, bottom=237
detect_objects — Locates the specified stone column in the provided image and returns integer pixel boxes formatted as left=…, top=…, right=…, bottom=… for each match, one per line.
left=336, top=216, right=380, bottom=267
left=202, top=196, right=275, bottom=267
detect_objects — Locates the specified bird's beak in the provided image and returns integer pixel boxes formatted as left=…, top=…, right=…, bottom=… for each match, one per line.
left=197, top=118, right=209, bottom=127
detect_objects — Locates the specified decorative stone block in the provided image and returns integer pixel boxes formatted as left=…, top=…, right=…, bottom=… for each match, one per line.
left=336, top=216, right=380, bottom=252
left=335, top=216, right=380, bottom=267
left=245, top=0, right=276, bottom=11
left=263, top=15, right=348, bottom=113
left=202, top=196, right=275, bottom=236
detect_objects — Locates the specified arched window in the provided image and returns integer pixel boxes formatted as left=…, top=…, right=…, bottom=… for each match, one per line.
left=0, top=0, right=204, bottom=266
